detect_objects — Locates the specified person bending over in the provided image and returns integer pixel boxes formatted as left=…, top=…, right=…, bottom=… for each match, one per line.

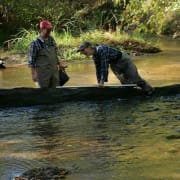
left=77, top=41, right=153, bottom=95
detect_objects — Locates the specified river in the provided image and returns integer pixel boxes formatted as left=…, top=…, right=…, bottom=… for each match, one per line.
left=0, top=37, right=180, bottom=180
left=0, top=37, right=180, bottom=88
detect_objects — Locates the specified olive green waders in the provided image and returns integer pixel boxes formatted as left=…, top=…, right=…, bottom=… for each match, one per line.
left=36, top=46, right=59, bottom=88
left=110, top=53, right=153, bottom=93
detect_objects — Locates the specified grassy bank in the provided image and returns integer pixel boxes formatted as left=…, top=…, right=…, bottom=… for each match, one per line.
left=3, top=29, right=161, bottom=62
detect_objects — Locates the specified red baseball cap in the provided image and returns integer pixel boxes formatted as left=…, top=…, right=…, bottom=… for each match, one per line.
left=40, top=20, right=53, bottom=30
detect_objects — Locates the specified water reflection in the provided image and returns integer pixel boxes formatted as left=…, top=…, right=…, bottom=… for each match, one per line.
left=29, top=106, right=63, bottom=161
left=0, top=96, right=180, bottom=179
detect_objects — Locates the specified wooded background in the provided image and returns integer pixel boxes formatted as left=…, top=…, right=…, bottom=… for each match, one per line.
left=0, top=0, right=179, bottom=43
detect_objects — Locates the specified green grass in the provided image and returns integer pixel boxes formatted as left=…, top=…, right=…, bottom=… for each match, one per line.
left=7, top=29, right=160, bottom=61
left=8, top=29, right=38, bottom=52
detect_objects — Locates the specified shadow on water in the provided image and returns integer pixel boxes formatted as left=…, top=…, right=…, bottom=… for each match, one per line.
left=29, top=106, right=63, bottom=160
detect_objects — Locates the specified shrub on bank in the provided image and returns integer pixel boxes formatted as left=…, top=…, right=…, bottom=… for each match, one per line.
left=161, top=9, right=180, bottom=36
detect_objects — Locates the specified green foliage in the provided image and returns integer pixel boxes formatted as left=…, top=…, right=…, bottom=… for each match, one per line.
left=9, top=29, right=38, bottom=52
left=0, top=0, right=179, bottom=45
left=161, top=8, right=180, bottom=35
left=120, top=0, right=180, bottom=35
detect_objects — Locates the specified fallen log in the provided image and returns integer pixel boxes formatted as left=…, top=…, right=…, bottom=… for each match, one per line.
left=0, top=84, right=179, bottom=107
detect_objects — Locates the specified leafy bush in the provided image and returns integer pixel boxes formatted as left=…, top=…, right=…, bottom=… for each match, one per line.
left=0, top=0, right=179, bottom=40
left=161, top=9, right=180, bottom=35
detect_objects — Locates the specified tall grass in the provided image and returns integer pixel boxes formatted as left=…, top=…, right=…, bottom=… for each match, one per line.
left=8, top=29, right=156, bottom=61
left=10, top=29, right=38, bottom=52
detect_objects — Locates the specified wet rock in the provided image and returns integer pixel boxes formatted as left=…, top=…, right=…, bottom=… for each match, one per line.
left=128, top=145, right=136, bottom=150
left=142, top=123, right=149, bottom=127
left=20, top=166, right=70, bottom=180
left=140, top=106, right=160, bottom=112
left=166, top=134, right=180, bottom=140
left=96, top=135, right=111, bottom=141
left=116, top=141, right=124, bottom=146
left=174, top=115, right=180, bottom=120
left=132, top=52, right=144, bottom=56
left=173, top=31, right=180, bottom=39
left=175, top=128, right=180, bottom=133
left=0, top=59, right=6, bottom=69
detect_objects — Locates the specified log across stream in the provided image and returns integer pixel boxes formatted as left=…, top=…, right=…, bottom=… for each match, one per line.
left=0, top=84, right=179, bottom=107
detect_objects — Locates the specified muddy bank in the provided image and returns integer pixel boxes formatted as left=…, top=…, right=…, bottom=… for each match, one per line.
left=105, top=39, right=161, bottom=54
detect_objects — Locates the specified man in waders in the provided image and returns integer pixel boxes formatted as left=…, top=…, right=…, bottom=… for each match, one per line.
left=77, top=42, right=153, bottom=95
left=28, top=20, right=61, bottom=88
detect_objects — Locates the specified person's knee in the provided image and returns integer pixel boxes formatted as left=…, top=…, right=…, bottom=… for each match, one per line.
left=136, top=80, right=147, bottom=87
left=38, top=78, right=51, bottom=88
left=137, top=80, right=153, bottom=91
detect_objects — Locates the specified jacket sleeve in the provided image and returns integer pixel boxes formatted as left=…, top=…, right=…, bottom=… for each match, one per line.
left=98, top=47, right=109, bottom=82
left=28, top=41, right=37, bottom=68
left=95, top=61, right=101, bottom=83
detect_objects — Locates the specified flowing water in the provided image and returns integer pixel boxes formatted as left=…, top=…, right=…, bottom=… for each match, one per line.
left=0, top=97, right=180, bottom=180
left=0, top=38, right=180, bottom=88
left=0, top=37, right=180, bottom=180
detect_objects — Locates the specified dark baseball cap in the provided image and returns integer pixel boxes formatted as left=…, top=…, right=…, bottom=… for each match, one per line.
left=77, top=41, right=92, bottom=52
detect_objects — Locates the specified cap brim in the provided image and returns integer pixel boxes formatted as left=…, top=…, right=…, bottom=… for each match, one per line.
left=40, top=26, right=53, bottom=30
left=76, top=48, right=84, bottom=52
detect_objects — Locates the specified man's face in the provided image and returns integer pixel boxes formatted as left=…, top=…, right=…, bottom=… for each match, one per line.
left=41, top=28, right=52, bottom=38
left=81, top=47, right=93, bottom=56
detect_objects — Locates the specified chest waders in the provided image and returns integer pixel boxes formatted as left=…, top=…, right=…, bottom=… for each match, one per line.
left=36, top=46, right=59, bottom=88
left=110, top=53, right=153, bottom=93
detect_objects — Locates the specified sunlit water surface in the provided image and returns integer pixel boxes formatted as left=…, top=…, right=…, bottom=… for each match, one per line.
left=0, top=37, right=179, bottom=88
left=0, top=96, right=180, bottom=180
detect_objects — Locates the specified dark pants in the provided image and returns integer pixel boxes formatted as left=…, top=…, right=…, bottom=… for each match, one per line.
left=36, top=66, right=59, bottom=88
left=110, top=53, right=153, bottom=92
left=35, top=47, right=59, bottom=88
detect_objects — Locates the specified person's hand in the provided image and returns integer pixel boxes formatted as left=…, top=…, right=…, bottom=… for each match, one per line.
left=98, top=82, right=104, bottom=88
left=32, top=72, right=38, bottom=82
left=31, top=68, right=38, bottom=82
left=58, top=62, right=68, bottom=70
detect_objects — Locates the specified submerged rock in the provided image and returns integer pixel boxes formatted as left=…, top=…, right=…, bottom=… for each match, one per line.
left=166, top=134, right=180, bottom=140
left=175, top=128, right=180, bottom=133
left=18, top=167, right=70, bottom=180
